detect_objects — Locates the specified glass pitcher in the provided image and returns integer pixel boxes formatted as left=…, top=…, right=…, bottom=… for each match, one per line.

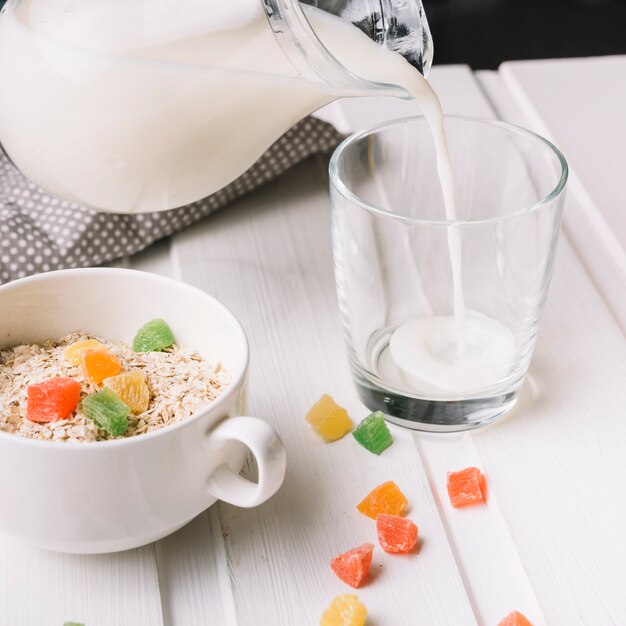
left=0, top=0, right=432, bottom=214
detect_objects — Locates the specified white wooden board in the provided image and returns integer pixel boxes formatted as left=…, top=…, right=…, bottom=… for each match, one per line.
left=3, top=61, right=626, bottom=626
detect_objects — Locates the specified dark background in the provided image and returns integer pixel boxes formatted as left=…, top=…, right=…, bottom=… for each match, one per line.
left=0, top=0, right=625, bottom=69
left=423, top=0, right=626, bottom=68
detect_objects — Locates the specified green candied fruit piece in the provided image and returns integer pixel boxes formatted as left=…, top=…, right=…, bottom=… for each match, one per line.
left=82, top=388, right=130, bottom=437
left=64, top=622, right=85, bottom=626
left=132, top=319, right=175, bottom=352
left=352, top=411, right=393, bottom=455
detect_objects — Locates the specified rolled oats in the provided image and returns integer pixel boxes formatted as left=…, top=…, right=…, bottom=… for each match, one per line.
left=0, top=333, right=230, bottom=442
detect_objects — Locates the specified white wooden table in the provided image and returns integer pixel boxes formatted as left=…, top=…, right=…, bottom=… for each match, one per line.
left=2, top=57, right=625, bottom=626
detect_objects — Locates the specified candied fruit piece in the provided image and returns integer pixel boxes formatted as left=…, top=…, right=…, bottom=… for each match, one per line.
left=498, top=611, right=533, bottom=626
left=320, top=594, right=366, bottom=626
left=330, top=543, right=373, bottom=589
left=81, top=349, right=122, bottom=385
left=305, top=394, right=353, bottom=442
left=26, top=378, right=81, bottom=423
left=104, top=370, right=150, bottom=414
left=376, top=513, right=418, bottom=554
left=82, top=388, right=130, bottom=437
left=447, top=467, right=485, bottom=508
left=352, top=411, right=393, bottom=455
left=63, top=340, right=106, bottom=366
left=132, top=319, right=175, bottom=352
left=357, top=480, right=408, bottom=520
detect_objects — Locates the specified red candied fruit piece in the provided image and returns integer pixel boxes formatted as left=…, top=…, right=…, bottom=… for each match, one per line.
left=498, top=611, right=534, bottom=626
left=26, top=378, right=81, bottom=423
left=330, top=543, right=374, bottom=589
left=376, top=514, right=418, bottom=554
left=446, top=467, right=485, bottom=508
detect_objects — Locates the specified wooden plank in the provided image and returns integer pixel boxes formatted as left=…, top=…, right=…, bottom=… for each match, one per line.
left=127, top=239, right=175, bottom=278
left=169, top=155, right=478, bottom=625
left=415, top=434, right=546, bottom=626
left=0, top=539, right=164, bottom=626
left=500, top=56, right=626, bottom=250
left=474, top=68, right=626, bottom=625
left=152, top=510, right=238, bottom=626
left=474, top=235, right=626, bottom=626
left=497, top=57, right=626, bottom=333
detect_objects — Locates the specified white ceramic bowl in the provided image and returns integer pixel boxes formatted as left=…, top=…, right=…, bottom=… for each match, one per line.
left=0, top=268, right=287, bottom=554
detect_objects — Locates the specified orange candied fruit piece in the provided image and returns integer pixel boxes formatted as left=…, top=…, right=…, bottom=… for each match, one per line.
left=376, top=513, right=418, bottom=554
left=446, top=467, right=485, bottom=508
left=356, top=480, right=408, bottom=520
left=305, top=394, right=353, bottom=442
left=330, top=543, right=374, bottom=589
left=498, top=611, right=534, bottom=626
left=81, top=349, right=122, bottom=384
left=63, top=339, right=106, bottom=366
left=26, top=377, right=81, bottom=423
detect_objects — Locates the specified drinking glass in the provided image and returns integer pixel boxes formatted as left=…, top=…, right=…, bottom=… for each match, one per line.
left=330, top=116, right=568, bottom=432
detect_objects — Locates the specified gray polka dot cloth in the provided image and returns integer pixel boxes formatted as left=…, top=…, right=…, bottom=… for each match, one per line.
left=0, top=117, right=342, bottom=284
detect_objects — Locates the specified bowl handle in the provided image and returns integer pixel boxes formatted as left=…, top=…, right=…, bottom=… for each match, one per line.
left=205, top=417, right=287, bottom=508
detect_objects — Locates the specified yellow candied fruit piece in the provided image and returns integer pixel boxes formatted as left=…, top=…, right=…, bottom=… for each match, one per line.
left=103, top=370, right=150, bottom=414
left=63, top=340, right=106, bottom=366
left=305, top=394, right=353, bottom=442
left=320, top=594, right=367, bottom=626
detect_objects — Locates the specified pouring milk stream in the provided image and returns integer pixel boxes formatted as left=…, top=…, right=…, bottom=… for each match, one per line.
left=0, top=0, right=515, bottom=396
